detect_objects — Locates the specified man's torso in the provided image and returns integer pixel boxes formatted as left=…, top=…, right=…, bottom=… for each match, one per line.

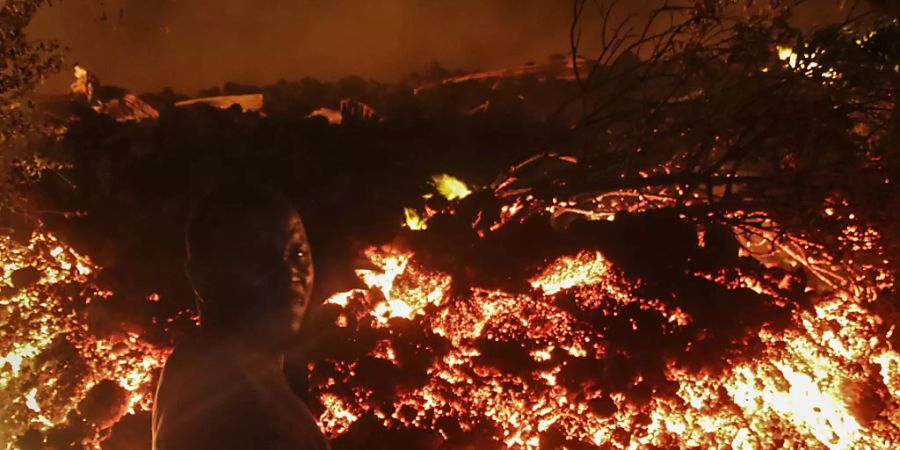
left=152, top=335, right=329, bottom=450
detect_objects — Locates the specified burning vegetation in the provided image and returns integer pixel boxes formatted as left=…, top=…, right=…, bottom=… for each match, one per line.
left=2, top=0, right=900, bottom=449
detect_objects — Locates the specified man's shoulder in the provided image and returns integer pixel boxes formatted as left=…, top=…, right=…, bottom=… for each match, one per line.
left=152, top=335, right=330, bottom=450
left=159, top=334, right=261, bottom=403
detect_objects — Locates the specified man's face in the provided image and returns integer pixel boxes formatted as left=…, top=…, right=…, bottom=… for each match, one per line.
left=187, top=197, right=314, bottom=347
left=281, top=212, right=313, bottom=333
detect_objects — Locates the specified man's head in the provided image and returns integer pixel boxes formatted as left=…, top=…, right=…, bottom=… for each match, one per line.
left=185, top=185, right=313, bottom=347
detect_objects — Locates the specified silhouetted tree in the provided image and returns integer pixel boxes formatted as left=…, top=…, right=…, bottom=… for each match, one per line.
left=557, top=0, right=899, bottom=274
left=0, top=0, right=63, bottom=214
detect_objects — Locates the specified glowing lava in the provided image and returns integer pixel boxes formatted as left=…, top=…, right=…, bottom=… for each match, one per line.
left=0, top=230, right=168, bottom=449
left=312, top=207, right=899, bottom=449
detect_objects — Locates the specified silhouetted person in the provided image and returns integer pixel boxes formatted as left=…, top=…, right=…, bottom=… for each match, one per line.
left=152, top=186, right=329, bottom=450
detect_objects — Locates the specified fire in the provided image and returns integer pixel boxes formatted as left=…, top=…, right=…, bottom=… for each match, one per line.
left=778, top=45, right=798, bottom=68
left=774, top=44, right=842, bottom=80
left=354, top=247, right=412, bottom=301
left=530, top=250, right=608, bottom=295
left=336, top=246, right=452, bottom=324
left=431, top=174, right=472, bottom=201
left=3, top=175, right=897, bottom=449
left=318, top=393, right=361, bottom=436
left=310, top=192, right=900, bottom=449
left=404, top=207, right=428, bottom=230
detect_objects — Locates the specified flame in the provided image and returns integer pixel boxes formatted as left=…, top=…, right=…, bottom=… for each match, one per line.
left=354, top=247, right=412, bottom=302
left=778, top=45, right=798, bottom=68
left=431, top=174, right=472, bottom=201
left=403, top=207, right=428, bottom=230
left=774, top=44, right=842, bottom=80
left=529, top=250, right=608, bottom=295
left=349, top=247, right=452, bottom=325
left=70, top=64, right=92, bottom=99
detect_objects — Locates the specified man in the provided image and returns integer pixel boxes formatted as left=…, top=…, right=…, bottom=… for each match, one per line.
left=152, top=186, right=329, bottom=450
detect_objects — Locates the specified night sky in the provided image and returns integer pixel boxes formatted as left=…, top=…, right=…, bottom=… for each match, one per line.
left=29, top=0, right=849, bottom=94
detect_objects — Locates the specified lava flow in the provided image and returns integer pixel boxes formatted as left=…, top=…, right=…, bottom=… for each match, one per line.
left=0, top=230, right=168, bottom=449
left=1, top=181, right=898, bottom=450
left=307, top=185, right=900, bottom=449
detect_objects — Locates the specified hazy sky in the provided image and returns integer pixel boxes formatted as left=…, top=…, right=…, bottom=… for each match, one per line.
left=29, top=0, right=850, bottom=95
left=30, top=0, right=583, bottom=94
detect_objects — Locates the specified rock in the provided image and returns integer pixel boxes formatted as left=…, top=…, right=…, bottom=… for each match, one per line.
left=101, top=411, right=152, bottom=450
left=77, top=380, right=128, bottom=430
left=11, top=266, right=42, bottom=289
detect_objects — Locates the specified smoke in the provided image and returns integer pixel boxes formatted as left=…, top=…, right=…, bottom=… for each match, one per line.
left=28, top=0, right=852, bottom=94
left=29, top=0, right=577, bottom=94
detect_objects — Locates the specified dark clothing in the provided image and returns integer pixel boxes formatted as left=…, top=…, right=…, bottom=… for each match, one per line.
left=152, top=334, right=329, bottom=450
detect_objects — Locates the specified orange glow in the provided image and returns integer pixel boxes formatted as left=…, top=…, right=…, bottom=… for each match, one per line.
left=403, top=207, right=428, bottom=230
left=431, top=174, right=472, bottom=201
left=529, top=250, right=608, bottom=294
left=353, top=247, right=451, bottom=324
left=0, top=230, right=169, bottom=447
left=5, top=185, right=896, bottom=449
left=318, top=393, right=361, bottom=437
left=314, top=200, right=899, bottom=449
